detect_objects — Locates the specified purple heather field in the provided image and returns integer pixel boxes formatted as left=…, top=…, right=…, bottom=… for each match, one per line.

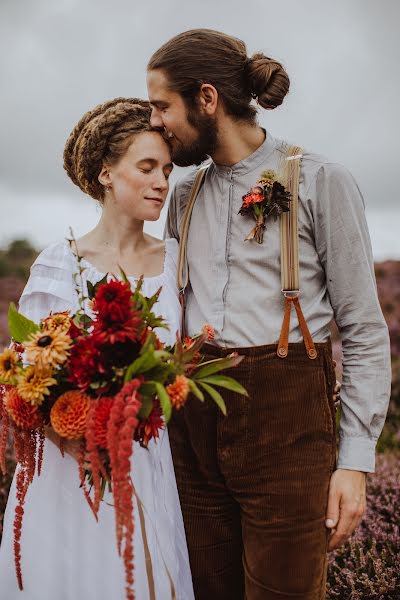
left=0, top=248, right=399, bottom=598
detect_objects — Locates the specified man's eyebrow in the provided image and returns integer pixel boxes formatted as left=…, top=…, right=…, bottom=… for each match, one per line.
left=149, top=100, right=168, bottom=109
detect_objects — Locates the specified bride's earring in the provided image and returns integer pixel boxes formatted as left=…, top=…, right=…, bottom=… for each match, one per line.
left=105, top=186, right=110, bottom=193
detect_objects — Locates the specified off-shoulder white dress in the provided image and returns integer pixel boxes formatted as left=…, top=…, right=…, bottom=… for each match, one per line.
left=0, top=238, right=194, bottom=600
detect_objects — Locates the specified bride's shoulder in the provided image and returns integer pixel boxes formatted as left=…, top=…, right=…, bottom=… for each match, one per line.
left=31, top=239, right=76, bottom=272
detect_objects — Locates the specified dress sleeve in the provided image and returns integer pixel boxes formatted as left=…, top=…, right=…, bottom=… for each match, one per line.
left=18, top=243, right=77, bottom=323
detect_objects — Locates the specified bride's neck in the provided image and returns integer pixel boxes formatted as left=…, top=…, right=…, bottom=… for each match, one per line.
left=80, top=210, right=147, bottom=255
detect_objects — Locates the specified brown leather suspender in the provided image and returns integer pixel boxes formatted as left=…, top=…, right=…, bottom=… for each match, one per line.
left=176, top=165, right=209, bottom=338
left=277, top=146, right=317, bottom=359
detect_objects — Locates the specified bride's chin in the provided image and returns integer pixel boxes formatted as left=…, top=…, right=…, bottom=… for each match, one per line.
left=144, top=211, right=162, bottom=222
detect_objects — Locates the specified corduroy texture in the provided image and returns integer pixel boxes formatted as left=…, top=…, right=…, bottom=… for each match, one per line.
left=169, top=340, right=337, bottom=600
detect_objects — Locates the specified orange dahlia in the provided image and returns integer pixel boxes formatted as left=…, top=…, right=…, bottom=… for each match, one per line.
left=50, top=390, right=90, bottom=439
left=4, top=388, right=42, bottom=430
left=0, top=348, right=19, bottom=382
left=166, top=375, right=190, bottom=410
left=17, top=366, right=57, bottom=406
left=25, top=329, right=72, bottom=369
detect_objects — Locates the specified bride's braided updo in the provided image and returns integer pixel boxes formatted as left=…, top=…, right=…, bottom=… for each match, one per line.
left=63, top=98, right=153, bottom=201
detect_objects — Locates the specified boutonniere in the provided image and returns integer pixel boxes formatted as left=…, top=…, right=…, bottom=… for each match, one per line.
left=238, top=170, right=292, bottom=244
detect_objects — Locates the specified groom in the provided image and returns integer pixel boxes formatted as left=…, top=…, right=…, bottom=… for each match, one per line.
left=146, top=29, right=391, bottom=599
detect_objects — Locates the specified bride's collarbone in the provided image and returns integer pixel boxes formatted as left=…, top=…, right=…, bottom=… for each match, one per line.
left=79, top=241, right=166, bottom=278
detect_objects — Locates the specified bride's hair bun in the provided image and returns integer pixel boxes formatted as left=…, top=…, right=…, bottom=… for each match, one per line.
left=63, top=98, right=152, bottom=201
left=246, top=52, right=290, bottom=109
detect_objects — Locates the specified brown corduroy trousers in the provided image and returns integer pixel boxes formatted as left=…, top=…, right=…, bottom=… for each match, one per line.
left=169, top=341, right=337, bottom=600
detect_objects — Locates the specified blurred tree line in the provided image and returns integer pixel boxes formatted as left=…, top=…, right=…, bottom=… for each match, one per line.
left=0, top=239, right=39, bottom=280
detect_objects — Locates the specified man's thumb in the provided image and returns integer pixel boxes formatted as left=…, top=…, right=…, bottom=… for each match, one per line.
left=325, top=488, right=340, bottom=529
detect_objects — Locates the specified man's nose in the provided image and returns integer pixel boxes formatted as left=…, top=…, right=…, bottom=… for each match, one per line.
left=150, top=108, right=163, bottom=129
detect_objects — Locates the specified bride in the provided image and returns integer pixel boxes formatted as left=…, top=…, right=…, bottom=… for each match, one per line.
left=0, top=98, right=195, bottom=600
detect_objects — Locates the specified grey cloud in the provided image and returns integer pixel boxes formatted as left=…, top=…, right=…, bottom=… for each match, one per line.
left=0, top=0, right=399, bottom=223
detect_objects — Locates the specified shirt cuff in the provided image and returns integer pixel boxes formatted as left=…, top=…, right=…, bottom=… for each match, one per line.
left=337, top=436, right=377, bottom=473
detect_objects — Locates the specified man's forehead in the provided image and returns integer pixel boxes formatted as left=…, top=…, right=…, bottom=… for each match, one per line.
left=147, top=69, right=183, bottom=107
left=147, top=69, right=169, bottom=95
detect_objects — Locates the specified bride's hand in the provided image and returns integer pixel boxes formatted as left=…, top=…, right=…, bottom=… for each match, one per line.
left=44, top=426, right=87, bottom=465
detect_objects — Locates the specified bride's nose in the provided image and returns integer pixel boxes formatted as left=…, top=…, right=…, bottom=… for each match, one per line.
left=152, top=171, right=168, bottom=192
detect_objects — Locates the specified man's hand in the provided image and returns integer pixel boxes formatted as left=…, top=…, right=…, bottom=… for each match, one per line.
left=325, top=469, right=366, bottom=551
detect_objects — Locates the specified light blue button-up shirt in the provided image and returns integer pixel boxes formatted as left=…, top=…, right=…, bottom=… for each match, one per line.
left=165, top=132, right=391, bottom=473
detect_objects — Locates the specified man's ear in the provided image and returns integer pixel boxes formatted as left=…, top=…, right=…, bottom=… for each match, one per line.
left=198, top=83, right=218, bottom=116
left=98, top=165, right=112, bottom=187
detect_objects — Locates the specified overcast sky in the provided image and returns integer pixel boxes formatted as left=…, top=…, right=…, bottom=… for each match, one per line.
left=0, top=0, right=399, bottom=258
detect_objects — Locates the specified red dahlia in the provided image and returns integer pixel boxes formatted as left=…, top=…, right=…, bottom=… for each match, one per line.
left=68, top=334, right=107, bottom=390
left=92, top=314, right=143, bottom=345
left=135, top=399, right=164, bottom=448
left=93, top=280, right=133, bottom=323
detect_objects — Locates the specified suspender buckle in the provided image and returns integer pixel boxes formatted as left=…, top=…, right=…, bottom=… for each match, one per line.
left=282, top=289, right=299, bottom=299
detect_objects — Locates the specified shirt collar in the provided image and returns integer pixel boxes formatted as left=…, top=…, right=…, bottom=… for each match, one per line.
left=211, top=129, right=277, bottom=178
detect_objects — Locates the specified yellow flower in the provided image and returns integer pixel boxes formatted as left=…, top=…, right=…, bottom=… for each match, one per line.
left=17, top=366, right=57, bottom=406
left=0, top=348, right=19, bottom=382
left=25, top=329, right=72, bottom=368
left=257, top=169, right=283, bottom=187
left=43, top=311, right=72, bottom=334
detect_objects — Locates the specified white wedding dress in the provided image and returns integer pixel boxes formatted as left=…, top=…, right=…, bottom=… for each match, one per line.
left=0, top=238, right=195, bottom=600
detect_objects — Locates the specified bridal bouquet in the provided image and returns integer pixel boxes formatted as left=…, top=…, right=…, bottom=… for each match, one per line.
left=0, top=268, right=246, bottom=600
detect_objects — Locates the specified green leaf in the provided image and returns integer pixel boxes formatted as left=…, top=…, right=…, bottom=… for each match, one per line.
left=192, top=355, right=243, bottom=379
left=86, top=280, right=96, bottom=300
left=173, top=331, right=183, bottom=362
left=141, top=331, right=156, bottom=353
left=8, top=302, right=39, bottom=343
left=131, top=276, right=144, bottom=303
left=117, top=265, right=129, bottom=284
left=199, top=375, right=248, bottom=396
left=153, top=349, right=174, bottom=361
left=138, top=381, right=157, bottom=398
left=78, top=313, right=93, bottom=328
left=146, top=316, right=168, bottom=329
left=198, top=382, right=227, bottom=415
left=124, top=349, right=158, bottom=381
left=146, top=287, right=162, bottom=311
left=137, top=395, right=154, bottom=419
left=145, top=363, right=175, bottom=385
left=153, top=382, right=171, bottom=423
left=180, top=333, right=206, bottom=364
left=188, top=379, right=204, bottom=401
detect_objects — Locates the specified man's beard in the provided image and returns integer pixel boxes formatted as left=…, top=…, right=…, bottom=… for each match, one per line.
left=170, top=108, right=218, bottom=167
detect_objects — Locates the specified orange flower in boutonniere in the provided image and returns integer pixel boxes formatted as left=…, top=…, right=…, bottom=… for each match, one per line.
left=239, top=169, right=292, bottom=244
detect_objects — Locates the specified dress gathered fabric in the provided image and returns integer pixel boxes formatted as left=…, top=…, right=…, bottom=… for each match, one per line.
left=0, top=238, right=194, bottom=600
